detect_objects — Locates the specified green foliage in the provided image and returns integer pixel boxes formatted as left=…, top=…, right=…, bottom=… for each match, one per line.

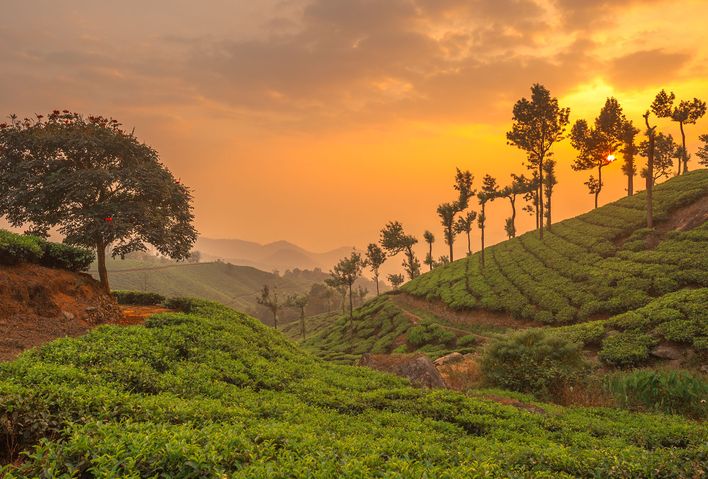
left=113, top=290, right=166, bottom=306
left=0, top=299, right=705, bottom=478
left=0, top=229, right=94, bottom=271
left=456, top=334, right=478, bottom=348
left=605, top=369, right=708, bottom=419
left=480, top=329, right=588, bottom=398
left=407, top=321, right=455, bottom=348
left=599, top=332, right=656, bottom=367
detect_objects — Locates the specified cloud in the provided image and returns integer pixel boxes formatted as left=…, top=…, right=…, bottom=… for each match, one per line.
left=606, top=49, right=692, bottom=90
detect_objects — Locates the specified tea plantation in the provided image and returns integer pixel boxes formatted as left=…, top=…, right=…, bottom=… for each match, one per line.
left=404, top=169, right=708, bottom=325
left=1, top=299, right=706, bottom=478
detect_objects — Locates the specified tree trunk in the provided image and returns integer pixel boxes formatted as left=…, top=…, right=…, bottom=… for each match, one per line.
left=546, top=191, right=552, bottom=231
left=627, top=167, right=633, bottom=196
left=466, top=231, right=471, bottom=255
left=680, top=121, right=688, bottom=174
left=300, top=309, right=306, bottom=340
left=480, top=203, right=485, bottom=267
left=510, top=196, right=516, bottom=237
left=96, top=241, right=110, bottom=293
left=348, top=283, right=353, bottom=326
left=273, top=310, right=278, bottom=331
left=375, top=274, right=380, bottom=295
left=645, top=116, right=655, bottom=229
left=428, top=244, right=433, bottom=271
left=595, top=164, right=603, bottom=209
left=448, top=228, right=454, bottom=262
left=538, top=159, right=544, bottom=239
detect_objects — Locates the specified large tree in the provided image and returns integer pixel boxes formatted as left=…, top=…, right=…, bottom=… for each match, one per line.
left=454, top=211, right=477, bottom=256
left=477, top=175, right=498, bottom=268
left=507, top=84, right=570, bottom=239
left=698, top=134, right=708, bottom=167
left=423, top=230, right=435, bottom=271
left=257, top=285, right=281, bottom=330
left=651, top=90, right=706, bottom=174
left=0, top=111, right=197, bottom=292
left=542, top=159, right=557, bottom=230
left=365, top=243, right=386, bottom=295
left=380, top=221, right=420, bottom=279
left=570, top=98, right=626, bottom=209
left=640, top=132, right=679, bottom=183
left=620, top=120, right=640, bottom=196
left=329, top=251, right=366, bottom=325
left=285, top=294, right=309, bottom=340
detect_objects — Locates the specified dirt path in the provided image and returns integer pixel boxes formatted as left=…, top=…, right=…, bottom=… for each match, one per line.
left=390, top=293, right=537, bottom=332
left=393, top=301, right=493, bottom=341
left=118, top=305, right=172, bottom=325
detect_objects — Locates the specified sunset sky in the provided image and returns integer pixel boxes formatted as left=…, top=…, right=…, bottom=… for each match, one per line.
left=2, top=0, right=708, bottom=260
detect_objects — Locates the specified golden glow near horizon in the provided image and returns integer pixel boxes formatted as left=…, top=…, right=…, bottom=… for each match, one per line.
left=1, top=0, right=707, bottom=264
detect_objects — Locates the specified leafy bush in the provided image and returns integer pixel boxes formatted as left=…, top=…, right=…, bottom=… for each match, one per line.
left=605, top=370, right=708, bottom=419
left=599, top=332, right=656, bottom=367
left=656, top=320, right=697, bottom=343
left=0, top=230, right=42, bottom=265
left=163, top=296, right=198, bottom=313
left=113, top=290, right=166, bottom=306
left=480, top=329, right=588, bottom=398
left=456, top=335, right=478, bottom=348
left=407, top=322, right=455, bottom=348
left=39, top=241, right=94, bottom=271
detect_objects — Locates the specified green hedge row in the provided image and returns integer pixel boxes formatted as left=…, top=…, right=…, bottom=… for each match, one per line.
left=112, top=290, right=166, bottom=306
left=0, top=230, right=94, bottom=272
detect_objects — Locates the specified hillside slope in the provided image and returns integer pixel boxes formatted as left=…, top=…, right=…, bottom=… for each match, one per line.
left=1, top=299, right=705, bottom=477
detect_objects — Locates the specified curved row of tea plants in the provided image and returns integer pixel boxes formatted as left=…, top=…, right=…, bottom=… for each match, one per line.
left=404, top=170, right=708, bottom=325
left=1, top=299, right=706, bottom=478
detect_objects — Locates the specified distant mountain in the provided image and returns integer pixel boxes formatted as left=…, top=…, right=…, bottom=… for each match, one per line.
left=195, top=237, right=354, bottom=273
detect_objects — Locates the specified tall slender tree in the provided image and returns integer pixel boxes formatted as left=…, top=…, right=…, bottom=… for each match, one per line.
left=570, top=98, right=626, bottom=209
left=620, top=120, right=640, bottom=196
left=640, top=132, right=679, bottom=183
left=477, top=175, right=498, bottom=267
left=454, top=210, right=477, bottom=255
left=542, top=159, right=557, bottom=230
left=651, top=90, right=706, bottom=174
left=329, top=251, right=365, bottom=326
left=285, top=294, right=309, bottom=339
left=437, top=203, right=457, bottom=262
left=499, top=174, right=531, bottom=239
left=507, top=84, right=570, bottom=239
left=380, top=221, right=420, bottom=279
left=365, top=243, right=386, bottom=295
left=643, top=111, right=657, bottom=228
left=697, top=134, right=708, bottom=167
left=423, top=230, right=435, bottom=271
left=257, top=285, right=281, bottom=330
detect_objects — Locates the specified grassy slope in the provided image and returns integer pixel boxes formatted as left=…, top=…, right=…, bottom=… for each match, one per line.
left=300, top=171, right=708, bottom=367
left=1, top=300, right=706, bottom=478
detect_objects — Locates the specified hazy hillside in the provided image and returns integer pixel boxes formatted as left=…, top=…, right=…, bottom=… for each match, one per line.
left=1, top=299, right=704, bottom=477
left=195, top=237, right=353, bottom=272
left=300, top=171, right=708, bottom=371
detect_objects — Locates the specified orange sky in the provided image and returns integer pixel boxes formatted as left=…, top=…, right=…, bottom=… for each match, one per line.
left=1, top=0, right=708, bottom=262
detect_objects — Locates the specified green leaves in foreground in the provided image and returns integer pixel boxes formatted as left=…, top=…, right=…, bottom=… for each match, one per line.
left=1, top=300, right=706, bottom=478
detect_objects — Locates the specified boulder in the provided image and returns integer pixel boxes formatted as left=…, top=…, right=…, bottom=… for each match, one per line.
left=650, top=344, right=684, bottom=361
left=434, top=352, right=464, bottom=367
left=358, top=353, right=446, bottom=388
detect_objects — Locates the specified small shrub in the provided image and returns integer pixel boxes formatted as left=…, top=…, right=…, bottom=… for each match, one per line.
left=39, top=241, right=94, bottom=271
left=604, top=370, right=708, bottom=419
left=0, top=230, right=43, bottom=265
left=163, top=297, right=196, bottom=313
left=456, top=335, right=478, bottom=348
left=480, top=329, right=588, bottom=399
left=599, top=331, right=655, bottom=367
left=656, top=320, right=697, bottom=343
left=407, top=322, right=455, bottom=348
left=113, top=290, right=166, bottom=306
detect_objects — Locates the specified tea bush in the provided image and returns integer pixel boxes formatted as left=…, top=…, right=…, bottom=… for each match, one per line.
left=1, top=299, right=705, bottom=478
left=0, top=229, right=94, bottom=271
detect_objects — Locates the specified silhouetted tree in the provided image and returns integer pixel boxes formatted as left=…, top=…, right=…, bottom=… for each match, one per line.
left=478, top=175, right=498, bottom=267
left=640, top=132, right=679, bottom=183
left=507, top=84, right=570, bottom=239
left=542, top=159, right=557, bottom=230
left=570, top=98, right=626, bottom=209
left=643, top=111, right=657, bottom=228
left=329, top=251, right=365, bottom=325
left=455, top=210, right=477, bottom=255
left=499, top=173, right=531, bottom=239
left=697, top=134, right=708, bottom=167
left=365, top=243, right=386, bottom=295
left=286, top=294, right=309, bottom=339
left=437, top=202, right=458, bottom=262
left=325, top=277, right=348, bottom=315
left=388, top=273, right=405, bottom=290
left=355, top=286, right=368, bottom=306
left=0, top=111, right=197, bottom=292
left=423, top=230, right=435, bottom=271
left=620, top=120, right=640, bottom=196
left=380, top=221, right=420, bottom=279
left=187, top=250, right=201, bottom=263
left=257, top=285, right=281, bottom=330
left=436, top=169, right=474, bottom=262
left=651, top=90, right=706, bottom=174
